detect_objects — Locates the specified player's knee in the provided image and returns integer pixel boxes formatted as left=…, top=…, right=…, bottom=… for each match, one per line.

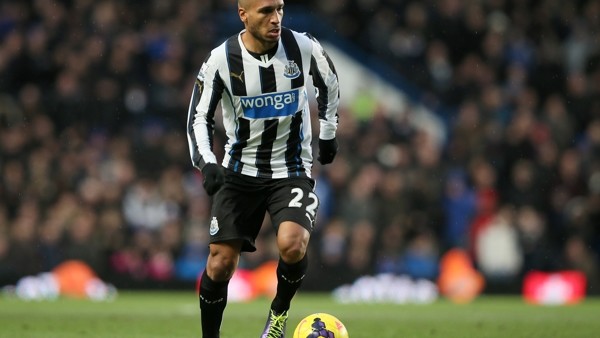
left=207, top=249, right=239, bottom=281
left=207, top=255, right=237, bottom=281
left=277, top=222, right=309, bottom=263
left=279, top=240, right=307, bottom=263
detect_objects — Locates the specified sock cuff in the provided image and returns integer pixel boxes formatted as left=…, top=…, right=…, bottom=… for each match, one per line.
left=200, top=270, right=230, bottom=292
left=277, top=254, right=308, bottom=281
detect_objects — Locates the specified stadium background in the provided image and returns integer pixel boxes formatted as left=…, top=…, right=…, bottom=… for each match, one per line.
left=0, top=0, right=599, bottom=296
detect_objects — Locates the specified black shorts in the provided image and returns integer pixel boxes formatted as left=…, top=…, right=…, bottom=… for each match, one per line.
left=208, top=169, right=319, bottom=252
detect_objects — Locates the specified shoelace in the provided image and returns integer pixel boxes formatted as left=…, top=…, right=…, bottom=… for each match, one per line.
left=265, top=312, right=287, bottom=338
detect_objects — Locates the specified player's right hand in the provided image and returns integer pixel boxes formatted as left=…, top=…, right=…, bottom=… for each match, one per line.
left=201, top=163, right=224, bottom=196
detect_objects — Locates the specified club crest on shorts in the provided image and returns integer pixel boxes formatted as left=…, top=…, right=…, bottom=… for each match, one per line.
left=209, top=217, right=219, bottom=235
left=283, top=60, right=300, bottom=79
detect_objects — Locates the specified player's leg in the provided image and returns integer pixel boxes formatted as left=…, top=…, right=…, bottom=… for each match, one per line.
left=200, top=170, right=268, bottom=338
left=260, top=225, right=311, bottom=338
left=271, top=220, right=310, bottom=314
left=262, top=178, right=318, bottom=337
left=199, top=240, right=242, bottom=338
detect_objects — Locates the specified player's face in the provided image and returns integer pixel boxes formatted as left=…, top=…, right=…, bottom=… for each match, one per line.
left=239, top=0, right=284, bottom=51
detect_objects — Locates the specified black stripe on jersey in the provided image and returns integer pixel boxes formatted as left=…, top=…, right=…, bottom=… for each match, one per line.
left=226, top=36, right=247, bottom=96
left=187, top=81, right=203, bottom=168
left=280, top=28, right=304, bottom=89
left=188, top=70, right=225, bottom=168
left=227, top=117, right=250, bottom=173
left=207, top=70, right=225, bottom=149
left=259, top=65, right=277, bottom=93
left=310, top=55, right=329, bottom=121
left=323, top=50, right=338, bottom=79
left=285, top=111, right=305, bottom=176
left=255, top=119, right=279, bottom=178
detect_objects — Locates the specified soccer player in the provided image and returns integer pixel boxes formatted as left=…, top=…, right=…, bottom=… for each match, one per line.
left=186, top=0, right=340, bottom=337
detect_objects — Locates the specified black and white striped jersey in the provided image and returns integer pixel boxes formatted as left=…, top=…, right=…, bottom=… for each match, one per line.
left=186, top=27, right=339, bottom=179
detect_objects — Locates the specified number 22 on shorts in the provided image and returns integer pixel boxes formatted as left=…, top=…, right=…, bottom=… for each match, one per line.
left=288, top=187, right=318, bottom=228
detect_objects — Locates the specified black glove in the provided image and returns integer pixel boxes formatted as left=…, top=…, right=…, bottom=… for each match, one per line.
left=201, top=163, right=224, bottom=196
left=317, top=138, right=338, bottom=165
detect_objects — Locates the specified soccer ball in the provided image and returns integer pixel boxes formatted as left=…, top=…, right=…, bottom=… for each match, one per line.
left=293, top=312, right=349, bottom=338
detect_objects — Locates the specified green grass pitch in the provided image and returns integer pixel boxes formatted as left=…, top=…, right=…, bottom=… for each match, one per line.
left=1, top=291, right=599, bottom=338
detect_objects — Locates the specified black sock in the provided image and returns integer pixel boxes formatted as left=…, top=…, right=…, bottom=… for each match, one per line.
left=270, top=254, right=308, bottom=314
left=199, top=270, right=229, bottom=338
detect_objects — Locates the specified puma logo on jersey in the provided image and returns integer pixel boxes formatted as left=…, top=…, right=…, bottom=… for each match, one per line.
left=230, top=71, right=244, bottom=83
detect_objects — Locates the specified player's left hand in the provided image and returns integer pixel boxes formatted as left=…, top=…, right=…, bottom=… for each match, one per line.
left=317, top=138, right=338, bottom=165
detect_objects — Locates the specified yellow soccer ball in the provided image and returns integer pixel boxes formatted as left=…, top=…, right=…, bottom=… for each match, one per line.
left=293, top=312, right=349, bottom=338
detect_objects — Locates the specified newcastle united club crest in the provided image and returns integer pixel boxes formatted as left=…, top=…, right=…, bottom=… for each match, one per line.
left=283, top=60, right=301, bottom=79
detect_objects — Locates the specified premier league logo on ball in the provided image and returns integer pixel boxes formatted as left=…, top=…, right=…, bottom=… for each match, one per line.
left=293, top=313, right=349, bottom=338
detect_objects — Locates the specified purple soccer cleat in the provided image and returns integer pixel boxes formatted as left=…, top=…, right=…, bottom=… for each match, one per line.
left=261, top=309, right=288, bottom=338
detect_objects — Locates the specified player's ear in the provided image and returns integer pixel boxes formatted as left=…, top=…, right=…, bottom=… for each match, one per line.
left=238, top=6, right=247, bottom=24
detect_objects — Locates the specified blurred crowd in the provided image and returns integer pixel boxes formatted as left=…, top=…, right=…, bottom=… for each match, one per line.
left=1, top=0, right=600, bottom=293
